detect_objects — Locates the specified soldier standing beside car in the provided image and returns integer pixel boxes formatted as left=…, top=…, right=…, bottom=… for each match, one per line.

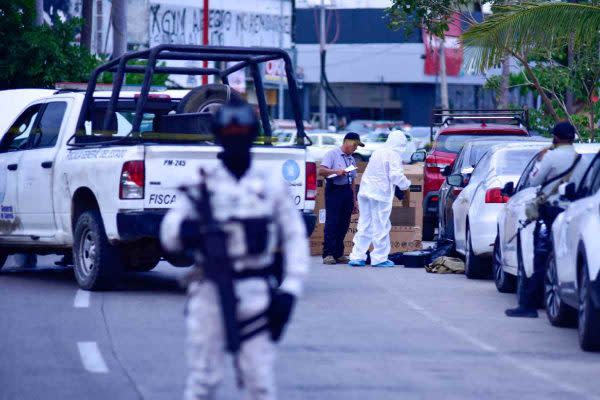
left=319, top=132, right=364, bottom=265
left=506, top=122, right=577, bottom=318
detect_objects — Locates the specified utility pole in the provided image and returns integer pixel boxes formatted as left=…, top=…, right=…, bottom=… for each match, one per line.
left=319, top=0, right=327, bottom=129
left=81, top=0, right=93, bottom=50
left=35, top=0, right=44, bottom=26
left=202, top=0, right=209, bottom=85
left=439, top=39, right=449, bottom=110
left=111, top=0, right=127, bottom=58
left=277, top=0, right=285, bottom=119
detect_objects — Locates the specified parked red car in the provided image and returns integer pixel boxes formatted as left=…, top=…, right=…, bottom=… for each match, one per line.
left=422, top=110, right=530, bottom=240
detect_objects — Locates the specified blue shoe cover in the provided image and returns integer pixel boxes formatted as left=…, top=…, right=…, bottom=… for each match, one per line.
left=373, top=260, right=395, bottom=268
left=348, top=259, right=366, bottom=267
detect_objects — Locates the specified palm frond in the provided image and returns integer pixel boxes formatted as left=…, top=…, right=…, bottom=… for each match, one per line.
left=461, top=2, right=600, bottom=72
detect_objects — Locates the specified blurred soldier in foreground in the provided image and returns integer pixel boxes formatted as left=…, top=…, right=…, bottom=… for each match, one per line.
left=505, top=122, right=577, bottom=318
left=160, top=101, right=309, bottom=400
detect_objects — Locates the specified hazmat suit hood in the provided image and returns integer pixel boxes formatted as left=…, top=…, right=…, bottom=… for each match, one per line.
left=358, top=130, right=411, bottom=203
left=386, top=130, right=408, bottom=154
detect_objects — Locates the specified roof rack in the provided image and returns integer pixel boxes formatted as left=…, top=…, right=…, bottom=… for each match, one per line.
left=431, top=108, right=529, bottom=128
left=429, top=108, right=529, bottom=142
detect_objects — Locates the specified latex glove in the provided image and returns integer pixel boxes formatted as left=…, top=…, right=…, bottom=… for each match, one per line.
left=268, top=290, right=296, bottom=342
left=395, top=187, right=405, bottom=201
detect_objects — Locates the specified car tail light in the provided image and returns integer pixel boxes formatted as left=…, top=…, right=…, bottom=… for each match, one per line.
left=485, top=187, right=508, bottom=204
left=305, top=162, right=317, bottom=200
left=120, top=161, right=145, bottom=199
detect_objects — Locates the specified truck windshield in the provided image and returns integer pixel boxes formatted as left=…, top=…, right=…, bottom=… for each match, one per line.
left=435, top=134, right=526, bottom=154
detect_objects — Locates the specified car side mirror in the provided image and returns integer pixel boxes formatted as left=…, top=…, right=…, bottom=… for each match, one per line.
left=560, top=182, right=577, bottom=201
left=441, top=165, right=452, bottom=177
left=501, top=182, right=515, bottom=197
left=410, top=150, right=426, bottom=164
left=447, top=174, right=463, bottom=187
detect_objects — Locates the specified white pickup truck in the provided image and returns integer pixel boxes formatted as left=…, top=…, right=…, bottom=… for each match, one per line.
left=0, top=45, right=316, bottom=290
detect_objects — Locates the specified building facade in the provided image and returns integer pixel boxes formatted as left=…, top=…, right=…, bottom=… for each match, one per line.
left=294, top=1, right=497, bottom=125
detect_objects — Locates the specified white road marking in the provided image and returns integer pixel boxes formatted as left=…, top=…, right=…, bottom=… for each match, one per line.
left=368, top=273, right=598, bottom=400
left=77, top=342, right=108, bottom=374
left=73, top=289, right=90, bottom=308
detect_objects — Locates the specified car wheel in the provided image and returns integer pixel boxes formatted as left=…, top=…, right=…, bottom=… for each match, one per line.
left=465, top=226, right=490, bottom=279
left=493, top=234, right=516, bottom=293
left=578, top=258, right=600, bottom=351
left=544, top=251, right=576, bottom=327
left=73, top=211, right=123, bottom=290
left=423, top=216, right=435, bottom=241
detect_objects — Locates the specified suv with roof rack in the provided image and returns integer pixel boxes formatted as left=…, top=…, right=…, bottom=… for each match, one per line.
left=0, top=45, right=316, bottom=290
left=422, top=109, right=530, bottom=240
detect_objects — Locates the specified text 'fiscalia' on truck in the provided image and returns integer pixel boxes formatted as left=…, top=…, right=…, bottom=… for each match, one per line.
left=0, top=45, right=316, bottom=290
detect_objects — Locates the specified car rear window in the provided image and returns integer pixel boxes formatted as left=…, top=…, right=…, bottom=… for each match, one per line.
left=495, top=148, right=541, bottom=175
left=435, top=134, right=526, bottom=154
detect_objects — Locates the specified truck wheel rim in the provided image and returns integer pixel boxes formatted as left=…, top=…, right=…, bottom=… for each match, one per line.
left=80, top=229, right=96, bottom=277
left=545, top=256, right=559, bottom=319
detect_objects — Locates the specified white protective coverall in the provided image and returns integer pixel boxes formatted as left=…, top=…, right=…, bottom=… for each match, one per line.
left=160, top=163, right=309, bottom=400
left=349, top=131, right=412, bottom=264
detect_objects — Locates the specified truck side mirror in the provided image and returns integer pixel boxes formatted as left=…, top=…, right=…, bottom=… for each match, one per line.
left=410, top=150, right=426, bottom=163
left=447, top=174, right=463, bottom=187
left=501, top=181, right=515, bottom=197
left=441, top=165, right=452, bottom=177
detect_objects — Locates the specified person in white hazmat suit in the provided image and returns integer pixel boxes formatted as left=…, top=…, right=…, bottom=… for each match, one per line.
left=348, top=130, right=411, bottom=267
left=160, top=101, right=309, bottom=400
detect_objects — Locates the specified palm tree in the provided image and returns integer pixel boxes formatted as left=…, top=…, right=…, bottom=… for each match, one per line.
left=462, top=2, right=600, bottom=122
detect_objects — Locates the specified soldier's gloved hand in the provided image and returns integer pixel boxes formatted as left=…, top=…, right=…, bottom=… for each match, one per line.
left=268, top=290, right=296, bottom=342
left=179, top=218, right=203, bottom=248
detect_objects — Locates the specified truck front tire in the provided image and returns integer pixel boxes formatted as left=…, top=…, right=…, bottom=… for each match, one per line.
left=73, top=211, right=123, bottom=290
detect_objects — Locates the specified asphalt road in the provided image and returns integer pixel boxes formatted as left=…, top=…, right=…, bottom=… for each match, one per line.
left=2, top=255, right=600, bottom=400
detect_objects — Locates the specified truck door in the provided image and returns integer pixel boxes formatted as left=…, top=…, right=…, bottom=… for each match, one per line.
left=0, top=104, right=43, bottom=237
left=18, top=101, right=69, bottom=238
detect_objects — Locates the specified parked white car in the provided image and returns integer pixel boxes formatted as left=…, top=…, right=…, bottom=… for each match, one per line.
left=306, top=131, right=342, bottom=161
left=358, top=130, right=416, bottom=163
left=493, top=144, right=600, bottom=293
left=451, top=142, right=547, bottom=278
left=546, top=151, right=600, bottom=350
left=404, top=126, right=432, bottom=149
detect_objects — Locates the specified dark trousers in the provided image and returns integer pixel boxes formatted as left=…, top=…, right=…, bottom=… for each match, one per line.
left=323, top=184, right=353, bottom=259
left=518, top=221, right=551, bottom=309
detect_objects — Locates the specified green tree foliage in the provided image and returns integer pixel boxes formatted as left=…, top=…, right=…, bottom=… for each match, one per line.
left=0, top=0, right=98, bottom=89
left=386, top=0, right=480, bottom=38
left=462, top=1, right=600, bottom=140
